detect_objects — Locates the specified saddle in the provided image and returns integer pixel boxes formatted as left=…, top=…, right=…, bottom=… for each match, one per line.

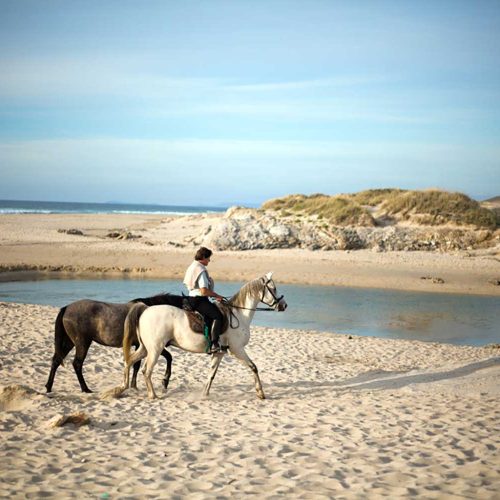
left=181, top=298, right=230, bottom=335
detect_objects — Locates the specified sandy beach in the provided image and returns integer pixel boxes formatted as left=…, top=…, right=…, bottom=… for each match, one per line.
left=0, top=213, right=499, bottom=296
left=0, top=302, right=499, bottom=498
left=2, top=0, right=500, bottom=496
left=1, top=212, right=499, bottom=498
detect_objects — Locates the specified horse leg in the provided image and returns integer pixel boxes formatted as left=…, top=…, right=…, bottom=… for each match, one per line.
left=130, top=342, right=141, bottom=389
left=45, top=338, right=74, bottom=393
left=203, top=352, right=224, bottom=397
left=72, top=341, right=92, bottom=393
left=123, top=343, right=146, bottom=390
left=231, top=348, right=265, bottom=400
left=142, top=348, right=162, bottom=400
left=131, top=360, right=141, bottom=390
left=161, top=349, right=172, bottom=391
left=46, top=307, right=74, bottom=393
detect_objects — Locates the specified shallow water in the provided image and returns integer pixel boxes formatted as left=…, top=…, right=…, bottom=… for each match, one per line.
left=0, top=277, right=498, bottom=346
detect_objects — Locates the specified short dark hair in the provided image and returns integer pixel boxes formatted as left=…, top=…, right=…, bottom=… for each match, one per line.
left=195, top=247, right=212, bottom=261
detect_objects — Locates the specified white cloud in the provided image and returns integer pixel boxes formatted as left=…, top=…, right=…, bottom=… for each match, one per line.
left=0, top=56, right=220, bottom=99
left=2, top=137, right=499, bottom=167
left=0, top=56, right=489, bottom=129
left=223, top=76, right=390, bottom=92
left=184, top=100, right=432, bottom=124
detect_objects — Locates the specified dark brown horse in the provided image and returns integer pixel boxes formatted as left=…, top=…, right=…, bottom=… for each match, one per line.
left=45, top=293, right=184, bottom=393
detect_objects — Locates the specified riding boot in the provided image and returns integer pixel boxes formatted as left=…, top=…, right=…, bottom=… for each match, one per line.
left=210, top=319, right=223, bottom=353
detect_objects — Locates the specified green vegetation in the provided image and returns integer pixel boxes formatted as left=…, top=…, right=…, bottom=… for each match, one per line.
left=349, top=188, right=406, bottom=206
left=381, top=190, right=497, bottom=229
left=262, top=194, right=375, bottom=226
left=262, top=189, right=497, bottom=229
left=481, top=197, right=500, bottom=227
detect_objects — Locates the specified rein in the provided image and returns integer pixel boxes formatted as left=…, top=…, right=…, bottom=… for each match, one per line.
left=223, top=302, right=275, bottom=329
left=224, top=303, right=277, bottom=312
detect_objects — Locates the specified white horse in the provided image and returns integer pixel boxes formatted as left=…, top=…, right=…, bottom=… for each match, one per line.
left=122, top=272, right=287, bottom=400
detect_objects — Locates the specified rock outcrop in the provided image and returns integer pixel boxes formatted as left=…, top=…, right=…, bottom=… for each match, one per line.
left=200, top=207, right=499, bottom=252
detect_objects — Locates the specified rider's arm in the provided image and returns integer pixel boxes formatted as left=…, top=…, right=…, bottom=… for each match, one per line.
left=199, top=287, right=224, bottom=301
left=197, top=272, right=223, bottom=301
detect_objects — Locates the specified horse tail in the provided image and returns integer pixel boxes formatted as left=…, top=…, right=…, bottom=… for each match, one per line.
left=46, top=306, right=74, bottom=393
left=123, top=302, right=148, bottom=364
left=54, top=306, right=70, bottom=366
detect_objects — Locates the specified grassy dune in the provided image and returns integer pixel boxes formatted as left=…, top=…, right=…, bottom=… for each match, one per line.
left=380, top=190, right=497, bottom=228
left=262, top=193, right=375, bottom=226
left=262, top=189, right=497, bottom=229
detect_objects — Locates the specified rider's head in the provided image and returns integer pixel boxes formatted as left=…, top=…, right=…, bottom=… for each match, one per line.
left=195, top=247, right=212, bottom=264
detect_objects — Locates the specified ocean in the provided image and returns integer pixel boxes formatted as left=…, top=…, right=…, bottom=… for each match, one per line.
left=0, top=199, right=228, bottom=215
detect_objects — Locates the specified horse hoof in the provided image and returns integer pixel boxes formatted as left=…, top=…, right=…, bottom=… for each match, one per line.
left=83, top=388, right=93, bottom=394
left=257, top=392, right=266, bottom=400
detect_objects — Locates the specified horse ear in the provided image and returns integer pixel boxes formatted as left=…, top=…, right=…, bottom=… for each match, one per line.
left=265, top=271, right=274, bottom=280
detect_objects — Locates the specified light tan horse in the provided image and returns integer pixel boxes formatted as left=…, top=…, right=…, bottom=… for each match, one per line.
left=123, top=272, right=287, bottom=399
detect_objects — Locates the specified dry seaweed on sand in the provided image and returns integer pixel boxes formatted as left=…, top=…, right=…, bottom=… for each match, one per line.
left=48, top=412, right=90, bottom=428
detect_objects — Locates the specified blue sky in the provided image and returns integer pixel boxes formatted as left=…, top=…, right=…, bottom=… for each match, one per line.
left=0, top=0, right=499, bottom=206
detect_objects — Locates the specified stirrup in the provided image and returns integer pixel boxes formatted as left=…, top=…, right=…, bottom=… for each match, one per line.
left=209, top=343, right=222, bottom=354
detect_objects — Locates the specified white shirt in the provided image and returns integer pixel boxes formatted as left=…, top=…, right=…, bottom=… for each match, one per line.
left=183, top=260, right=214, bottom=297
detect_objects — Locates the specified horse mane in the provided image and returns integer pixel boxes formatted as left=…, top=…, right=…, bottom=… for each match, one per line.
left=230, top=278, right=264, bottom=307
left=130, top=292, right=177, bottom=306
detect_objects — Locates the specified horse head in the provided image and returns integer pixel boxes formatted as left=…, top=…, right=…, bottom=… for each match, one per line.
left=262, top=272, right=287, bottom=311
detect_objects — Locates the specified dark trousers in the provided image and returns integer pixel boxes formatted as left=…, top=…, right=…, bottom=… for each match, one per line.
left=188, top=296, right=223, bottom=340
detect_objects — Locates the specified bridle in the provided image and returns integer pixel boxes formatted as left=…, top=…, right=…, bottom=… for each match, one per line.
left=222, top=278, right=285, bottom=328
left=225, top=278, right=284, bottom=311
left=259, top=278, right=285, bottom=309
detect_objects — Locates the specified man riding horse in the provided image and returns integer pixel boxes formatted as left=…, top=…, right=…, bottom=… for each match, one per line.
left=183, top=247, right=225, bottom=353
